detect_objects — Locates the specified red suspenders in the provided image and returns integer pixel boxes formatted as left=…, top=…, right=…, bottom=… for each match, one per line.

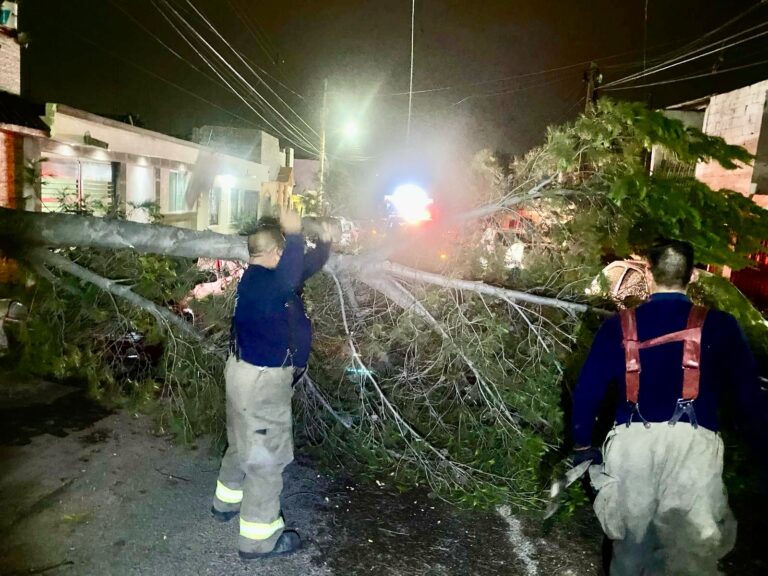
left=619, top=305, right=708, bottom=427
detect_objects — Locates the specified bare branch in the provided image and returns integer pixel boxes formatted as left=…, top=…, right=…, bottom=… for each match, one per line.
left=380, top=261, right=609, bottom=316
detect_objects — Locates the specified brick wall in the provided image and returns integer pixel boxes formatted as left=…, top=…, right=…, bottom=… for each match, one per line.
left=695, top=80, right=768, bottom=196
left=0, top=130, right=20, bottom=283
left=0, top=34, right=20, bottom=95
left=0, top=130, right=19, bottom=209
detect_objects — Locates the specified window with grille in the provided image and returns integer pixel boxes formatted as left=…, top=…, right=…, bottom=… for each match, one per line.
left=209, top=187, right=221, bottom=226
left=81, top=162, right=113, bottom=216
left=169, top=170, right=189, bottom=213
left=40, top=159, right=114, bottom=215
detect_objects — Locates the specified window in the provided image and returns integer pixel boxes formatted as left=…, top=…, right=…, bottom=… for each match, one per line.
left=154, top=168, right=161, bottom=204
left=40, top=159, right=115, bottom=216
left=230, top=189, right=259, bottom=225
left=209, top=187, right=221, bottom=226
left=40, top=160, right=79, bottom=212
left=81, top=162, right=114, bottom=216
left=168, top=170, right=188, bottom=213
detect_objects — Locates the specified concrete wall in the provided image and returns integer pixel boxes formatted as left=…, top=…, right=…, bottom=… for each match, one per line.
left=695, top=80, right=768, bottom=196
left=294, top=158, right=319, bottom=193
left=0, top=34, right=20, bottom=95
left=191, top=125, right=288, bottom=180
left=260, top=132, right=283, bottom=180
left=48, top=104, right=201, bottom=165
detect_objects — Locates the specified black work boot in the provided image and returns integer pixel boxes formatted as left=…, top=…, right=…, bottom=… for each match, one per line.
left=238, top=530, right=302, bottom=560
left=211, top=506, right=238, bottom=523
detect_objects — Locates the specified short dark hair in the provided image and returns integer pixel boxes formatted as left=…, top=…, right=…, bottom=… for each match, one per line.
left=247, top=222, right=284, bottom=256
left=648, top=240, right=695, bottom=288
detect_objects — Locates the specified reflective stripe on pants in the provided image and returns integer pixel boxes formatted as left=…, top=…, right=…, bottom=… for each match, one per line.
left=213, top=357, right=295, bottom=554
left=215, top=481, right=243, bottom=505
left=240, top=516, right=285, bottom=541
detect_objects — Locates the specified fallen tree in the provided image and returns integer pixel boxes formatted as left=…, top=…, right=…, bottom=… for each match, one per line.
left=2, top=99, right=767, bottom=507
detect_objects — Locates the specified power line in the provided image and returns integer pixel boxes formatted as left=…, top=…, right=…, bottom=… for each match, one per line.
left=106, top=0, right=235, bottom=94
left=406, top=0, right=416, bottom=143
left=450, top=70, right=582, bottom=106
left=110, top=0, right=308, bottom=133
left=222, top=0, right=304, bottom=99
left=154, top=0, right=312, bottom=152
left=672, top=0, right=767, bottom=59
left=603, top=57, right=768, bottom=91
left=155, top=0, right=321, bottom=154
left=182, top=0, right=318, bottom=139
left=642, top=0, right=649, bottom=78
left=604, top=19, right=768, bottom=88
left=71, top=33, right=259, bottom=128
left=384, top=45, right=674, bottom=98
left=616, top=0, right=768, bottom=88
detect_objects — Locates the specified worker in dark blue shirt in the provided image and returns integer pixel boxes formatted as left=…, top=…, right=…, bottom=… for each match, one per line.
left=572, top=240, right=768, bottom=576
left=211, top=206, right=332, bottom=560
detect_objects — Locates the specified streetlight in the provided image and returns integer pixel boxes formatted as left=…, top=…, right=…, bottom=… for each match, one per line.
left=342, top=120, right=359, bottom=139
left=318, top=77, right=362, bottom=208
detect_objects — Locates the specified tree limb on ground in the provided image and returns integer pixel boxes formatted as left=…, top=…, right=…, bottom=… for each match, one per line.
left=28, top=248, right=204, bottom=342
left=5, top=209, right=606, bottom=320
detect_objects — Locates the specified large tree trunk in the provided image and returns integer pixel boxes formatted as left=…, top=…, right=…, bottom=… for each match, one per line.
left=1, top=207, right=597, bottom=324
left=0, top=207, right=248, bottom=261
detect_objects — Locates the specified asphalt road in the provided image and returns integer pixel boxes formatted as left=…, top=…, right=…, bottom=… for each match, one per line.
left=0, top=378, right=603, bottom=576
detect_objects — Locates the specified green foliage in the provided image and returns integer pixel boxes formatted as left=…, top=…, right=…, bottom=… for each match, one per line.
left=7, top=97, right=768, bottom=518
left=539, top=99, right=767, bottom=270
left=299, top=273, right=574, bottom=509
left=6, top=241, right=228, bottom=442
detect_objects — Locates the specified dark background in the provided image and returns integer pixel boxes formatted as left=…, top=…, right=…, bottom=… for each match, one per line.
left=18, top=0, right=768, bottom=191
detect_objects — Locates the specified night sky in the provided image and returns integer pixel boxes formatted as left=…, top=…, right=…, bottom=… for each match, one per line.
left=19, top=0, right=768, bottom=190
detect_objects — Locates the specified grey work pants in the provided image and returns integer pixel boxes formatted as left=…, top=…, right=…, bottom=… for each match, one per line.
left=590, top=422, right=737, bottom=576
left=212, top=356, right=295, bottom=554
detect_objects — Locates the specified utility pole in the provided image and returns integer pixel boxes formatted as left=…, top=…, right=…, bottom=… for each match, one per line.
left=318, top=77, right=328, bottom=210
left=584, top=62, right=602, bottom=113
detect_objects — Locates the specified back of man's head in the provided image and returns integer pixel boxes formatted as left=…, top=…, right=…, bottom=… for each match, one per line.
left=648, top=240, right=695, bottom=289
left=247, top=222, right=284, bottom=257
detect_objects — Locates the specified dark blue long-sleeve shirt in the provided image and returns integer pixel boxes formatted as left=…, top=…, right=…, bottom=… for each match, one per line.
left=573, top=292, right=768, bottom=451
left=233, top=234, right=331, bottom=368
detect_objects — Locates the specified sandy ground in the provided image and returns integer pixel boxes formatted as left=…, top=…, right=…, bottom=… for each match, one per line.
left=1, top=377, right=762, bottom=576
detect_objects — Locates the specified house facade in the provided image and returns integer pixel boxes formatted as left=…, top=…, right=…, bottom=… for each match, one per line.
left=694, top=79, right=768, bottom=206
left=0, top=99, right=295, bottom=234
left=664, top=79, right=768, bottom=305
left=0, top=2, right=296, bottom=236
left=38, top=105, right=293, bottom=233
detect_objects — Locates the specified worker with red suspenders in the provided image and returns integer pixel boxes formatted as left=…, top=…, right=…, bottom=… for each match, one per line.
left=571, top=241, right=768, bottom=576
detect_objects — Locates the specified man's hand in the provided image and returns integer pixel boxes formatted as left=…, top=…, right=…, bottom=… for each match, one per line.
left=280, top=205, right=302, bottom=234
left=572, top=446, right=602, bottom=467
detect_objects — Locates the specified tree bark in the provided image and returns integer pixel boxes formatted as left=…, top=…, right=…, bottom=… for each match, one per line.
left=379, top=261, right=608, bottom=315
left=3, top=208, right=602, bottom=317
left=0, top=207, right=248, bottom=261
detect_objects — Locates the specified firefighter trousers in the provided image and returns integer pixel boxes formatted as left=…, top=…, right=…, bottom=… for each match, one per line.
left=212, top=356, right=295, bottom=554
left=590, top=422, right=737, bottom=576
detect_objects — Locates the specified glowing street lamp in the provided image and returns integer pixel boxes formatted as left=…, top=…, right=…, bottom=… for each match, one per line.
left=343, top=120, right=359, bottom=139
